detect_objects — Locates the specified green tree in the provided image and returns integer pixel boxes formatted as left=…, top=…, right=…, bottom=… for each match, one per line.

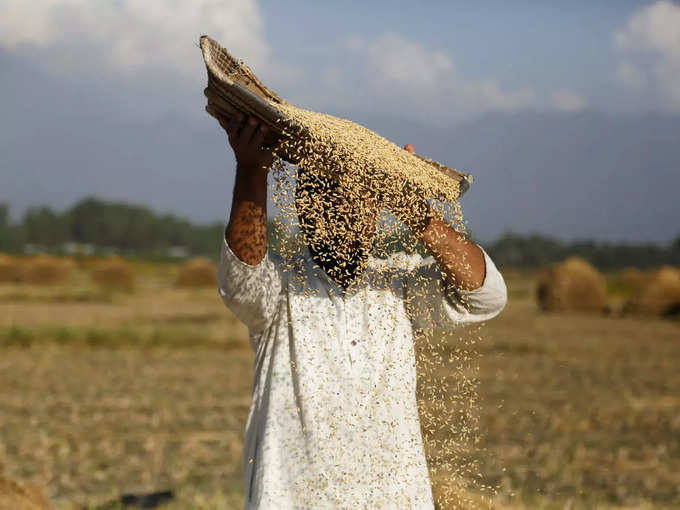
left=0, top=203, right=24, bottom=252
left=22, top=206, right=68, bottom=249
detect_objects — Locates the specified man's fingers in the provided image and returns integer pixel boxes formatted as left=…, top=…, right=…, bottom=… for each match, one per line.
left=404, top=143, right=415, bottom=153
left=216, top=115, right=229, bottom=131
left=225, top=114, right=245, bottom=146
left=226, top=114, right=244, bottom=134
left=250, top=123, right=269, bottom=148
left=239, top=117, right=258, bottom=145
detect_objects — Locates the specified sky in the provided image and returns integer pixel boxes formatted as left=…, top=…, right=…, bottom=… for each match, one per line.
left=1, top=0, right=679, bottom=243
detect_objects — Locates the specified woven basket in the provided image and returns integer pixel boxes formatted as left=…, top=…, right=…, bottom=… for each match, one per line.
left=200, top=35, right=472, bottom=201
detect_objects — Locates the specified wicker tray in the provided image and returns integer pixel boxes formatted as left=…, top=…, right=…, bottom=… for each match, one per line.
left=200, top=35, right=472, bottom=200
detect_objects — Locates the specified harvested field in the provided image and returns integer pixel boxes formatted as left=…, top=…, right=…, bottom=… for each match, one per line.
left=0, top=267, right=678, bottom=509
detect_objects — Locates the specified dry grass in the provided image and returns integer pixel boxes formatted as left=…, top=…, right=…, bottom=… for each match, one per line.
left=175, top=258, right=216, bottom=288
left=0, top=267, right=678, bottom=509
left=536, top=257, right=608, bottom=314
left=90, top=257, right=135, bottom=292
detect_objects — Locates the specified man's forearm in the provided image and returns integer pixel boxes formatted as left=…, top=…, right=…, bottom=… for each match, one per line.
left=408, top=208, right=486, bottom=291
left=225, top=166, right=268, bottom=265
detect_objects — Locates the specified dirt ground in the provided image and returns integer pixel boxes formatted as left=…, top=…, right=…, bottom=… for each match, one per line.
left=0, top=267, right=678, bottom=509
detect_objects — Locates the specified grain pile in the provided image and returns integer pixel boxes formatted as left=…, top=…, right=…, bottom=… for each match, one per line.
left=91, top=256, right=135, bottom=291
left=275, top=102, right=464, bottom=207
left=536, top=257, right=608, bottom=314
left=22, top=255, right=72, bottom=285
left=176, top=257, right=216, bottom=288
left=623, top=265, right=680, bottom=317
left=0, top=253, right=22, bottom=283
left=269, top=102, right=467, bottom=274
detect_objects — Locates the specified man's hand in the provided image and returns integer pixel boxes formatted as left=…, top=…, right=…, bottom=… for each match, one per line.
left=215, top=111, right=275, bottom=173
left=215, top=110, right=273, bottom=266
left=401, top=143, right=487, bottom=291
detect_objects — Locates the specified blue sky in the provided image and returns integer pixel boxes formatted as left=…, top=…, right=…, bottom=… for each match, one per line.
left=260, top=0, right=674, bottom=115
left=1, top=1, right=679, bottom=242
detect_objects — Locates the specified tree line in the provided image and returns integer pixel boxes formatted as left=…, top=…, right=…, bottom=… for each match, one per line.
left=1, top=197, right=679, bottom=269
left=0, top=198, right=223, bottom=259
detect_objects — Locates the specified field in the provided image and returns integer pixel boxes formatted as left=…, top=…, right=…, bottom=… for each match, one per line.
left=0, top=261, right=679, bottom=509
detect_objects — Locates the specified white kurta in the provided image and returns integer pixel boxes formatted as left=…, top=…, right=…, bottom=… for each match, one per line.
left=217, top=237, right=507, bottom=509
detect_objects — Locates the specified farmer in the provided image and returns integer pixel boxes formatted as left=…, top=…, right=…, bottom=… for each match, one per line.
left=215, top=112, right=507, bottom=509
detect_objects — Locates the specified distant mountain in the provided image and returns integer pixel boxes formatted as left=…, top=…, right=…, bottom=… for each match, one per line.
left=2, top=48, right=678, bottom=242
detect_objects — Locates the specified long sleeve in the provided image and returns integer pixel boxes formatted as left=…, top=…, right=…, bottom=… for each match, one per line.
left=217, top=234, right=283, bottom=335
left=405, top=246, right=507, bottom=330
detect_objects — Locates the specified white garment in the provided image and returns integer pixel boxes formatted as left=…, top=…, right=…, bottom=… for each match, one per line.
left=217, top=237, right=507, bottom=509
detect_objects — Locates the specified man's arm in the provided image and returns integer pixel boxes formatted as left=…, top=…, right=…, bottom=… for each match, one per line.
left=216, top=112, right=275, bottom=266
left=416, top=214, right=486, bottom=291
left=399, top=144, right=486, bottom=291
left=213, top=112, right=282, bottom=335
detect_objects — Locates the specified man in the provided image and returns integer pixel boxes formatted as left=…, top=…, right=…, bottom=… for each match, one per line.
left=215, top=112, right=507, bottom=509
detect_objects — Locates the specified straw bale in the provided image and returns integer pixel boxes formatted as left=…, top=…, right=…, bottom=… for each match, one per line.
left=536, top=257, right=608, bottom=313
left=176, top=257, right=216, bottom=287
left=0, top=253, right=22, bottom=283
left=91, top=256, right=135, bottom=291
left=0, top=476, right=53, bottom=510
left=22, top=255, right=71, bottom=285
left=623, top=265, right=680, bottom=317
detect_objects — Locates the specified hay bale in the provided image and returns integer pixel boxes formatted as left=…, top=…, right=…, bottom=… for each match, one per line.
left=0, top=476, right=53, bottom=510
left=536, top=257, right=608, bottom=314
left=176, top=257, right=216, bottom=287
left=22, top=255, right=71, bottom=285
left=623, top=265, right=680, bottom=317
left=0, top=254, right=22, bottom=283
left=91, top=256, right=135, bottom=291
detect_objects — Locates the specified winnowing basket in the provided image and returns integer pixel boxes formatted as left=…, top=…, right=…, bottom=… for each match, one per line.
left=200, top=35, right=472, bottom=202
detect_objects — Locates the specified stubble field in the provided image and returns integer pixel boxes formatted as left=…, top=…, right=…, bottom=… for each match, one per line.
left=0, top=263, right=678, bottom=509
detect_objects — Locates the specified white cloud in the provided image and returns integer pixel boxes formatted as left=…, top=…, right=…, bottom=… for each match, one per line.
left=0, top=0, right=267, bottom=79
left=338, top=34, right=536, bottom=122
left=552, top=89, right=586, bottom=112
left=614, top=0, right=680, bottom=110
left=347, top=33, right=453, bottom=90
